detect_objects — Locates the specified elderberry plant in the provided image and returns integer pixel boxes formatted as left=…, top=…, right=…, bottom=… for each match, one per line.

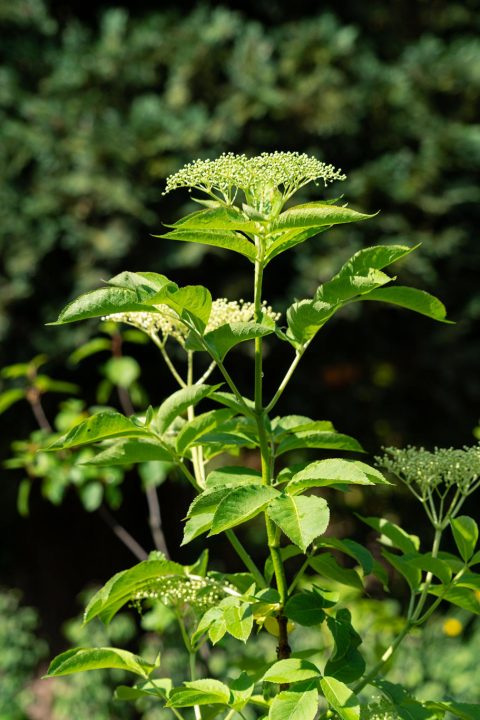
left=44, top=153, right=480, bottom=720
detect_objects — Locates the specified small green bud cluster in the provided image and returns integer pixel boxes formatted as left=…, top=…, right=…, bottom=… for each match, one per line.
left=105, top=298, right=280, bottom=346
left=377, top=445, right=480, bottom=497
left=163, top=151, right=346, bottom=203
left=133, top=575, right=227, bottom=614
left=363, top=699, right=399, bottom=720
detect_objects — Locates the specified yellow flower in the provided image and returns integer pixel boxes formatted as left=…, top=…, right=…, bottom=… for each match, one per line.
left=442, top=618, right=463, bottom=637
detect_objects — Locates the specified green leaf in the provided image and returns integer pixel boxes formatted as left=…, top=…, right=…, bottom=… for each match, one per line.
left=320, top=677, right=360, bottom=720
left=103, top=356, right=140, bottom=388
left=211, top=391, right=255, bottom=416
left=272, top=202, right=373, bottom=232
left=309, top=553, right=363, bottom=590
left=276, top=431, right=363, bottom=456
left=82, top=438, right=173, bottom=466
left=85, top=557, right=186, bottom=623
left=272, top=416, right=334, bottom=437
left=229, top=672, right=255, bottom=710
left=45, top=647, right=154, bottom=679
left=183, top=488, right=233, bottom=545
left=0, top=388, right=25, bottom=415
left=451, top=515, right=479, bottom=562
left=425, top=701, right=480, bottom=720
left=153, top=384, right=221, bottom=435
left=269, top=685, right=319, bottom=720
left=286, top=298, right=338, bottom=345
left=205, top=465, right=263, bottom=489
left=265, top=226, right=330, bottom=264
left=167, top=679, right=231, bottom=707
left=48, top=411, right=152, bottom=450
left=402, top=552, right=452, bottom=585
left=155, top=228, right=257, bottom=262
left=262, top=658, right=321, bottom=684
left=267, top=494, right=330, bottom=552
left=176, top=409, right=234, bottom=454
left=284, top=589, right=331, bottom=626
left=210, top=485, right=279, bottom=536
left=202, top=322, right=274, bottom=361
left=287, top=458, right=388, bottom=494
left=382, top=550, right=422, bottom=592
left=324, top=609, right=364, bottom=683
left=221, top=597, right=254, bottom=642
left=316, top=538, right=374, bottom=575
left=359, top=286, right=450, bottom=322
left=50, top=286, right=158, bottom=325
left=357, top=515, right=419, bottom=554
left=428, top=585, right=480, bottom=614
left=69, top=338, right=111, bottom=364
left=167, top=206, right=259, bottom=233
left=150, top=284, right=212, bottom=332
left=107, top=271, right=171, bottom=295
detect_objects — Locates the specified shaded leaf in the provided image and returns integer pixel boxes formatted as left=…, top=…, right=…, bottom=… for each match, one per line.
left=451, top=516, right=478, bottom=563
left=155, top=228, right=257, bottom=262
left=153, top=384, right=221, bottom=435
left=310, top=553, right=363, bottom=590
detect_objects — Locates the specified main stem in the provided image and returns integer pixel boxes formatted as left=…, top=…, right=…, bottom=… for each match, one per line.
left=253, top=248, right=289, bottom=659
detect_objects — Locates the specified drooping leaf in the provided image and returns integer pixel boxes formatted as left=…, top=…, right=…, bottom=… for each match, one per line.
left=310, top=553, right=363, bottom=590
left=211, top=391, right=255, bottom=416
left=155, top=228, right=257, bottom=262
left=82, top=438, right=173, bottom=466
left=167, top=679, right=231, bottom=707
left=267, top=494, right=330, bottom=552
left=451, top=516, right=479, bottom=563
left=153, top=384, right=221, bottom=435
left=269, top=685, right=319, bottom=720
left=358, top=286, right=450, bottom=322
left=320, top=676, right=360, bottom=720
left=45, top=647, right=155, bottom=679
left=84, top=557, right=186, bottom=624
left=262, top=658, right=321, bottom=684
left=48, top=411, right=153, bottom=450
left=357, top=515, right=420, bottom=554
left=209, top=485, right=279, bottom=535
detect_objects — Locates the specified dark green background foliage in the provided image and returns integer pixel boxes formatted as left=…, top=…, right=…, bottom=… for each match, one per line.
left=1, top=0, right=480, bottom=673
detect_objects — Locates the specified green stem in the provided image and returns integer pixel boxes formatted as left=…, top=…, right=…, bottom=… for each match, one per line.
left=225, top=530, right=266, bottom=588
left=187, top=352, right=206, bottom=489
left=150, top=333, right=187, bottom=387
left=265, top=347, right=306, bottom=414
left=411, top=527, right=443, bottom=623
left=253, top=246, right=289, bottom=654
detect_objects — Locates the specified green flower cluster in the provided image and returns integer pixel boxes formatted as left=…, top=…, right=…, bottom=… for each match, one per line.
left=377, top=446, right=480, bottom=498
left=164, top=151, right=346, bottom=203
